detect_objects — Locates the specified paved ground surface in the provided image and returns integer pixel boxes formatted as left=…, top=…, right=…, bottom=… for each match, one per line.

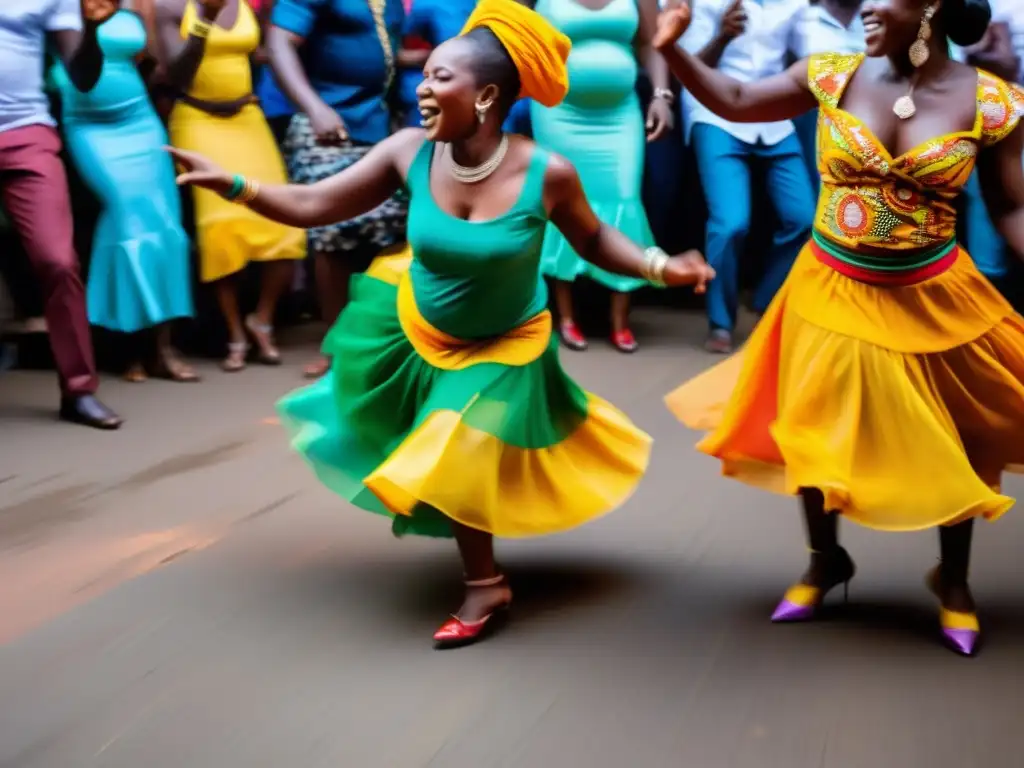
left=1, top=310, right=1023, bottom=768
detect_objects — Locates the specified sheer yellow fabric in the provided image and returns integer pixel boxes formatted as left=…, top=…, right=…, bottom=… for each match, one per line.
left=667, top=246, right=1024, bottom=531
left=366, top=395, right=651, bottom=537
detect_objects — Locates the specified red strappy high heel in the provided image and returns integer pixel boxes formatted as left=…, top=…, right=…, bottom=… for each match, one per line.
left=433, top=575, right=512, bottom=649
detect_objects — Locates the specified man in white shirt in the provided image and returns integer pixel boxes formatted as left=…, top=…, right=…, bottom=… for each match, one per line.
left=790, top=0, right=864, bottom=183
left=987, top=0, right=1024, bottom=81
left=0, top=0, right=121, bottom=427
left=681, top=0, right=814, bottom=353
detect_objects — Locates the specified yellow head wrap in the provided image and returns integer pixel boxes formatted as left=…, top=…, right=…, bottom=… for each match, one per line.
left=460, top=0, right=572, bottom=108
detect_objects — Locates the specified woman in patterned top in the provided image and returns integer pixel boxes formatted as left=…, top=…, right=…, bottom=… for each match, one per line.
left=657, top=0, right=1024, bottom=656
left=267, top=0, right=408, bottom=380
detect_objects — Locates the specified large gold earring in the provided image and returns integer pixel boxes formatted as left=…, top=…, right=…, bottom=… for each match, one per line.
left=909, top=6, right=935, bottom=68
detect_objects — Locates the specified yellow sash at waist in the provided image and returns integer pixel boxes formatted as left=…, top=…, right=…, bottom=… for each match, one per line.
left=395, top=271, right=552, bottom=370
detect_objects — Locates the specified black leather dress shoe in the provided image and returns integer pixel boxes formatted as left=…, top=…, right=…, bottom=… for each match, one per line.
left=59, top=395, right=123, bottom=430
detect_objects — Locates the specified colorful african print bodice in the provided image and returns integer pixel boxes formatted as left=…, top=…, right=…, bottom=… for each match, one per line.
left=808, top=53, right=1024, bottom=251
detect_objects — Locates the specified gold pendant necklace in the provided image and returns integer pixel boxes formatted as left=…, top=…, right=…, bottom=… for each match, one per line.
left=892, top=93, right=916, bottom=120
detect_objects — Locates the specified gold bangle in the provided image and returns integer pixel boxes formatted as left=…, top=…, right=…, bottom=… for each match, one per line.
left=189, top=19, right=213, bottom=38
left=237, top=178, right=261, bottom=204
left=643, top=247, right=669, bottom=286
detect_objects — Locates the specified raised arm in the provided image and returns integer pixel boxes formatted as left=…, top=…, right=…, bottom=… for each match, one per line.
left=169, top=128, right=421, bottom=228
left=654, top=5, right=816, bottom=123
left=978, top=124, right=1024, bottom=259
left=155, top=0, right=221, bottom=91
left=544, top=155, right=714, bottom=290
left=50, top=0, right=116, bottom=93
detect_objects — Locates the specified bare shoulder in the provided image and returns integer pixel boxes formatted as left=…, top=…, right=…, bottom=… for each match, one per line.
left=389, top=127, right=429, bottom=155
left=534, top=150, right=582, bottom=214
left=387, top=127, right=429, bottom=177
left=540, top=150, right=578, bottom=186
left=949, top=60, right=985, bottom=89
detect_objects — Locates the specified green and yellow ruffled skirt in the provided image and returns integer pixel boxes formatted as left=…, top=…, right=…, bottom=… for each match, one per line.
left=278, top=247, right=652, bottom=538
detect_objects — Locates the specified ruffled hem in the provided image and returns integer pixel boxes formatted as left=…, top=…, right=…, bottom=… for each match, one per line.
left=279, top=259, right=651, bottom=538
left=667, top=243, right=1024, bottom=531
left=86, top=229, right=195, bottom=333
left=197, top=216, right=306, bottom=283
left=539, top=199, right=654, bottom=292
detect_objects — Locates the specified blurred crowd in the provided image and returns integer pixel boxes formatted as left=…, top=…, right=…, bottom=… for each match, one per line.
left=1, top=0, right=1021, bottom=430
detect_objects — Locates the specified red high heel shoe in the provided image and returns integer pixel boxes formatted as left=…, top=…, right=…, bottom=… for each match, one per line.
left=559, top=321, right=588, bottom=351
left=610, top=328, right=638, bottom=353
left=433, top=575, right=512, bottom=649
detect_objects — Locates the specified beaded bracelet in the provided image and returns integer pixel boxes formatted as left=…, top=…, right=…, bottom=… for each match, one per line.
left=236, top=177, right=261, bottom=204
left=224, top=174, right=245, bottom=201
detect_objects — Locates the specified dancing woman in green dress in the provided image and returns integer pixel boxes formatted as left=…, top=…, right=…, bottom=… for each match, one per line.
left=168, top=0, right=713, bottom=648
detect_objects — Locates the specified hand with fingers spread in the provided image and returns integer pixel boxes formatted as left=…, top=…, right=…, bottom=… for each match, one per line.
left=166, top=146, right=234, bottom=196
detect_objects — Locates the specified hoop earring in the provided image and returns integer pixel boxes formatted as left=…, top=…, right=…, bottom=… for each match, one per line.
left=475, top=102, right=492, bottom=124
left=909, top=6, right=935, bottom=68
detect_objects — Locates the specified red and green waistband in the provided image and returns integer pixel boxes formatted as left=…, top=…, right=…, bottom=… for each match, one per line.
left=811, top=231, right=958, bottom=286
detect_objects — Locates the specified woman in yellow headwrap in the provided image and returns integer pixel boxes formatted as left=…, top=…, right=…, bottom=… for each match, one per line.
left=168, top=0, right=714, bottom=648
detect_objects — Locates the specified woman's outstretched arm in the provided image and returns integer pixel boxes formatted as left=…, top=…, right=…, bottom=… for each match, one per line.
left=168, top=129, right=422, bottom=228
left=653, top=5, right=816, bottom=124
left=544, top=155, right=714, bottom=290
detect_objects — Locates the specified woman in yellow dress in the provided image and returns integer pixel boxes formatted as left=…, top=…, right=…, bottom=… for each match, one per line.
left=655, top=0, right=1024, bottom=655
left=156, top=0, right=305, bottom=371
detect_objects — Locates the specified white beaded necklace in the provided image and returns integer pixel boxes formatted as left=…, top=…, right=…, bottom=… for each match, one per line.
left=448, top=134, right=509, bottom=184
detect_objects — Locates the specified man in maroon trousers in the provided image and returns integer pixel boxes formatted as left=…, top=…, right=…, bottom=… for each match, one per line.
left=0, top=0, right=121, bottom=429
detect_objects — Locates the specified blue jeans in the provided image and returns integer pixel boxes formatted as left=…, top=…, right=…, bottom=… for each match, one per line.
left=692, top=123, right=814, bottom=332
left=794, top=109, right=819, bottom=188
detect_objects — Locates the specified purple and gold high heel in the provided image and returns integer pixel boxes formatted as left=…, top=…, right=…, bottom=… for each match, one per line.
left=927, top=566, right=980, bottom=657
left=938, top=609, right=980, bottom=656
left=771, top=547, right=855, bottom=623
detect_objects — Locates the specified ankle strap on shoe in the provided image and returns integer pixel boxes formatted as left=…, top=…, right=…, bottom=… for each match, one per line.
left=465, top=574, right=505, bottom=587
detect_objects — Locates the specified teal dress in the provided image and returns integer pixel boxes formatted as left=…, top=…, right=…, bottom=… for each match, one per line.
left=278, top=138, right=651, bottom=539
left=531, top=0, right=653, bottom=292
left=51, top=10, right=192, bottom=333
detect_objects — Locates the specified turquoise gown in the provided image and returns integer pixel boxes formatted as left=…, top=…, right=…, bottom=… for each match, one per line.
left=531, top=0, right=653, bottom=293
left=51, top=10, right=193, bottom=334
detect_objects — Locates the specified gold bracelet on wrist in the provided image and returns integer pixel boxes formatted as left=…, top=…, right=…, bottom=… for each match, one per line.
left=643, top=247, right=669, bottom=287
left=236, top=177, right=261, bottom=204
left=189, top=19, right=213, bottom=39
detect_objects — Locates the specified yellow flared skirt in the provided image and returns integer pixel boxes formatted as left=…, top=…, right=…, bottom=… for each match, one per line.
left=666, top=243, right=1024, bottom=531
left=168, top=102, right=305, bottom=282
